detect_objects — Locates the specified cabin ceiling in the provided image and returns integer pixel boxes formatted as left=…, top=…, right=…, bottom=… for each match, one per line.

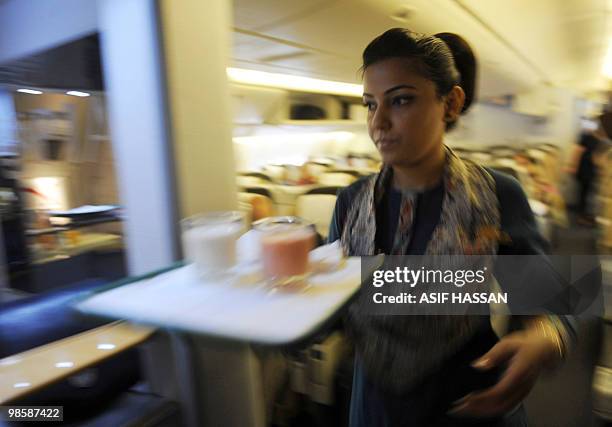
left=1, top=0, right=609, bottom=100
left=231, top=0, right=612, bottom=98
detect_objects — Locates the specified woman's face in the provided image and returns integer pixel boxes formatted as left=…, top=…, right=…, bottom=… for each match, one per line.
left=362, top=58, right=452, bottom=167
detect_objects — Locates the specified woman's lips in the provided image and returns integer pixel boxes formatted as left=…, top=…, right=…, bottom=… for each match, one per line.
left=376, top=139, right=398, bottom=150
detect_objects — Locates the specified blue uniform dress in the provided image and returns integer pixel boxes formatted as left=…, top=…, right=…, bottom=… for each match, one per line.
left=328, top=170, right=545, bottom=427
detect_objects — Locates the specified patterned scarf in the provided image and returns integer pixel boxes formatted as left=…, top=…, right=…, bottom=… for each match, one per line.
left=341, top=146, right=501, bottom=393
left=391, top=191, right=416, bottom=255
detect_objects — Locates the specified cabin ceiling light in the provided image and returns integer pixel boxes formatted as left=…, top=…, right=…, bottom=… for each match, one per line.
left=97, top=343, right=116, bottom=350
left=602, top=39, right=612, bottom=79
left=0, top=356, right=21, bottom=366
left=55, top=361, right=74, bottom=368
left=13, top=382, right=30, bottom=388
left=227, top=67, right=363, bottom=97
left=17, top=89, right=42, bottom=95
left=66, top=90, right=90, bottom=97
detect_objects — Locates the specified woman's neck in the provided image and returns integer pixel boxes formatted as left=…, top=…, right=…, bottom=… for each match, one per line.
left=391, top=145, right=446, bottom=191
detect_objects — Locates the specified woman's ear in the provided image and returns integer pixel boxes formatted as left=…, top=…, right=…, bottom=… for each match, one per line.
left=444, top=86, right=466, bottom=123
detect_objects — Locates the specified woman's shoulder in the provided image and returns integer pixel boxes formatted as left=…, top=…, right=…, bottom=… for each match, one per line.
left=332, top=174, right=374, bottom=224
left=337, top=174, right=374, bottom=201
left=485, top=168, right=529, bottom=208
left=485, top=167, right=548, bottom=253
left=328, top=174, right=376, bottom=243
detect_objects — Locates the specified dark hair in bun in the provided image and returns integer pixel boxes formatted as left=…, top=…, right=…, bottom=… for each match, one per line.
left=361, top=28, right=477, bottom=130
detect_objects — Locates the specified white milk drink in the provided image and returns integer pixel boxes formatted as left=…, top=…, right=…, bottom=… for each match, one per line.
left=183, top=222, right=241, bottom=278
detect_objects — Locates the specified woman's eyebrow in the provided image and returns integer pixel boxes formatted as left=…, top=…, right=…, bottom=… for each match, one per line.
left=362, top=84, right=417, bottom=97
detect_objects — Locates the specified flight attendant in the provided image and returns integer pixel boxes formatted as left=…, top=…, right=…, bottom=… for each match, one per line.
left=328, top=28, right=574, bottom=426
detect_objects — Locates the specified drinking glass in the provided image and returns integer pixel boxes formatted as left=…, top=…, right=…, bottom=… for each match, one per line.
left=181, top=211, right=245, bottom=280
left=254, top=216, right=316, bottom=291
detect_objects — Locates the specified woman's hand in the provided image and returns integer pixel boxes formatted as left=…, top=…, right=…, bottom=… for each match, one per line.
left=448, top=325, right=562, bottom=418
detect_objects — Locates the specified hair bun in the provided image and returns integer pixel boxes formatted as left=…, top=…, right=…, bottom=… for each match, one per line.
left=434, top=32, right=477, bottom=114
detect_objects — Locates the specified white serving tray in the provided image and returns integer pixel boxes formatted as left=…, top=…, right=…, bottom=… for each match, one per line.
left=77, top=239, right=362, bottom=345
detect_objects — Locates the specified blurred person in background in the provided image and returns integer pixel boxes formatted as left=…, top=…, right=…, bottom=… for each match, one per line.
left=328, top=28, right=574, bottom=426
left=570, top=117, right=608, bottom=227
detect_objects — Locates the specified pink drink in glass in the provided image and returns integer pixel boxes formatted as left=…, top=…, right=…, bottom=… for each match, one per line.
left=255, top=217, right=315, bottom=279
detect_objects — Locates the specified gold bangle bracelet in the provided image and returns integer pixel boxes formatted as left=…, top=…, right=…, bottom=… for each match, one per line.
left=533, top=318, right=565, bottom=361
